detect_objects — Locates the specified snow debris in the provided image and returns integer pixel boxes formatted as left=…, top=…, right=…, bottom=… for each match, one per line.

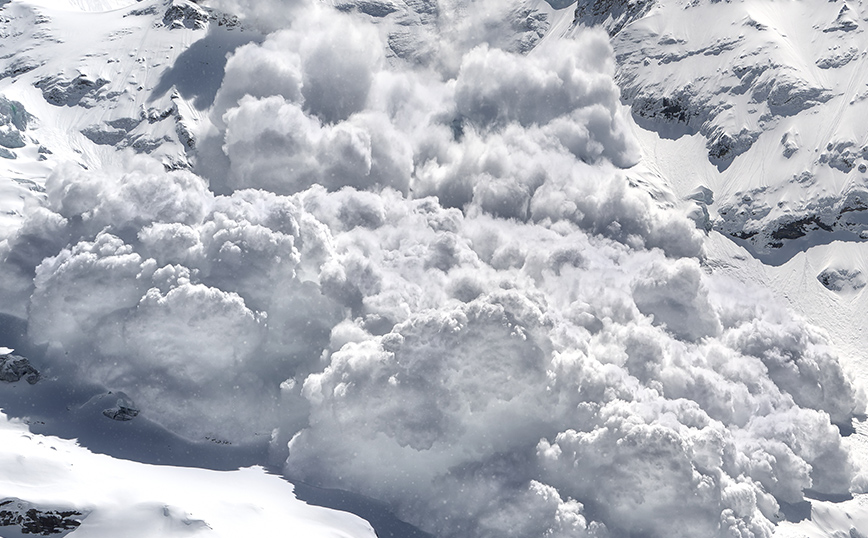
left=0, top=1, right=865, bottom=538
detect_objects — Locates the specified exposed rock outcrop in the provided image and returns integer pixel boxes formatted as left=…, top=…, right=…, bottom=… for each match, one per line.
left=0, top=498, right=82, bottom=535
left=35, top=74, right=110, bottom=108
left=162, top=1, right=209, bottom=30
left=0, top=352, right=40, bottom=385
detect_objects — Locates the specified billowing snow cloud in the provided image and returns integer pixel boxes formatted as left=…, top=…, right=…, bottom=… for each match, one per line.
left=207, top=5, right=638, bottom=205
left=452, top=37, right=635, bottom=166
left=282, top=196, right=860, bottom=538
left=222, top=96, right=412, bottom=194
left=0, top=1, right=863, bottom=538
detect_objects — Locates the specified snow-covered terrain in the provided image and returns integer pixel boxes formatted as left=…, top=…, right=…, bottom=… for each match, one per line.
left=0, top=409, right=376, bottom=538
left=607, top=0, right=868, bottom=259
left=597, top=0, right=868, bottom=394
left=1, top=0, right=868, bottom=537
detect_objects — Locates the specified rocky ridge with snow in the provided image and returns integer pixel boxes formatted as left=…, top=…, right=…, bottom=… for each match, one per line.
left=593, top=0, right=868, bottom=259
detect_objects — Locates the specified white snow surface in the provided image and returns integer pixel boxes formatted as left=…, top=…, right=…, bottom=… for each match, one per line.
left=0, top=410, right=376, bottom=538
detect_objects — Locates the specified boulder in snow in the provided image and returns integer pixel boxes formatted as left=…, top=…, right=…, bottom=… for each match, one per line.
left=0, top=353, right=40, bottom=385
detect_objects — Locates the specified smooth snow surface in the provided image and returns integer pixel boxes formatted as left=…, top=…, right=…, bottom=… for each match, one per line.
left=0, top=410, right=376, bottom=538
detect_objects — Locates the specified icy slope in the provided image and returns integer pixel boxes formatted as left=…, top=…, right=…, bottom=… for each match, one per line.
left=594, top=0, right=868, bottom=260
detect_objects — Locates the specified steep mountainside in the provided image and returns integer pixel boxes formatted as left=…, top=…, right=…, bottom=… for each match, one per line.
left=576, top=0, right=868, bottom=434
left=591, top=0, right=868, bottom=261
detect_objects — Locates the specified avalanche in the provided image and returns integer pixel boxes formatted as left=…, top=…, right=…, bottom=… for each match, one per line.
left=1, top=0, right=867, bottom=538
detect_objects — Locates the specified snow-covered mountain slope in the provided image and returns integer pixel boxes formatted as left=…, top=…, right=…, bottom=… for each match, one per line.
left=584, top=0, right=868, bottom=441
left=0, top=0, right=256, bottom=239
left=595, top=0, right=868, bottom=261
left=1, top=1, right=868, bottom=538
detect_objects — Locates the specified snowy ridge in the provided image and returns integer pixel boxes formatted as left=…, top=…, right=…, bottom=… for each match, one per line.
left=602, top=0, right=868, bottom=259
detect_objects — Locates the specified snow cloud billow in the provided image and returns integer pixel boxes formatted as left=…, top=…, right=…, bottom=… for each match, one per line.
left=20, top=156, right=341, bottom=442
left=0, top=1, right=863, bottom=538
left=45, top=156, right=211, bottom=235
left=283, top=196, right=861, bottom=538
left=453, top=37, right=637, bottom=167
left=209, top=9, right=638, bottom=211
left=222, top=96, right=412, bottom=195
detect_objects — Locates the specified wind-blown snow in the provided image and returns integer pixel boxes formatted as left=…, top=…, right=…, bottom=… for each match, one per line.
left=1, top=0, right=867, bottom=537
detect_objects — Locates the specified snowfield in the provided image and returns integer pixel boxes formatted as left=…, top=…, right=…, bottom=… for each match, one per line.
left=1, top=0, right=868, bottom=537
left=0, top=409, right=377, bottom=538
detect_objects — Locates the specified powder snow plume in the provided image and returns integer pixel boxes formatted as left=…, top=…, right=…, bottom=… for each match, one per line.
left=0, top=1, right=865, bottom=538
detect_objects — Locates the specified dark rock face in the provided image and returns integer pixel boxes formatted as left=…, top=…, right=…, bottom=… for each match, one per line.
left=823, top=4, right=859, bottom=33
left=101, top=392, right=140, bottom=422
left=0, top=58, right=41, bottom=80
left=714, top=184, right=868, bottom=258
left=706, top=128, right=760, bottom=170
left=0, top=97, right=30, bottom=132
left=80, top=123, right=128, bottom=146
left=771, top=216, right=833, bottom=241
left=647, top=96, right=691, bottom=123
left=336, top=0, right=400, bottom=17
left=35, top=75, right=110, bottom=108
left=628, top=89, right=704, bottom=135
left=163, top=2, right=209, bottom=30
left=0, top=96, right=31, bottom=156
left=0, top=499, right=83, bottom=535
left=574, top=0, right=655, bottom=36
left=818, top=268, right=866, bottom=292
left=103, top=405, right=140, bottom=421
left=0, top=353, right=40, bottom=384
left=818, top=140, right=865, bottom=173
